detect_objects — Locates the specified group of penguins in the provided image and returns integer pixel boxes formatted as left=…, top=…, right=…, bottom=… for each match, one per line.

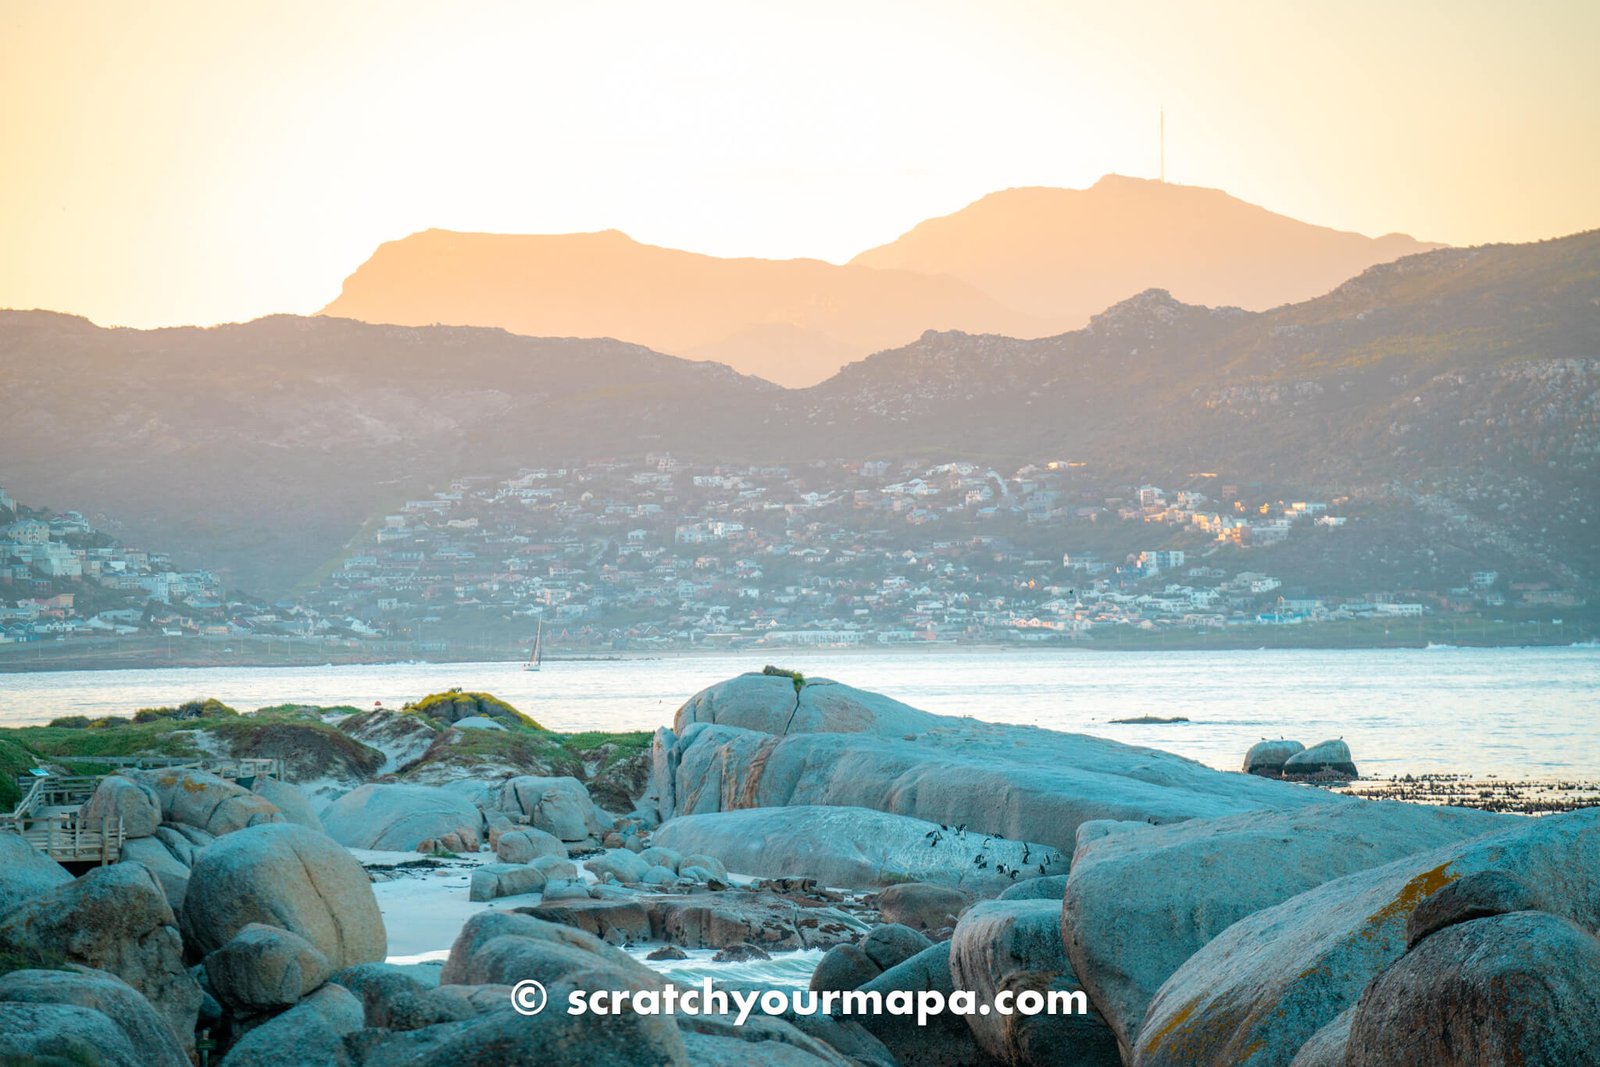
left=922, top=823, right=1061, bottom=880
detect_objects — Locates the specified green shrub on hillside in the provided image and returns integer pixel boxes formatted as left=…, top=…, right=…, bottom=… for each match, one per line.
left=0, top=736, right=43, bottom=810
left=132, top=697, right=238, bottom=724
left=45, top=715, right=91, bottom=729
left=405, top=689, right=543, bottom=729
left=255, top=703, right=364, bottom=717
left=8, top=721, right=202, bottom=762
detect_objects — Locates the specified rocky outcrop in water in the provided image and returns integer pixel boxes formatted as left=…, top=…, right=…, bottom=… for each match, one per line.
left=650, top=674, right=1335, bottom=854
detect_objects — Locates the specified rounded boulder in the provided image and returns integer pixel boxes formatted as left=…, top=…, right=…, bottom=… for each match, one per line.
left=1282, top=739, right=1357, bottom=778
left=1242, top=739, right=1305, bottom=777
left=181, top=823, right=386, bottom=969
left=203, top=922, right=333, bottom=1014
left=321, top=782, right=483, bottom=852
left=80, top=775, right=163, bottom=839
left=1348, top=910, right=1600, bottom=1066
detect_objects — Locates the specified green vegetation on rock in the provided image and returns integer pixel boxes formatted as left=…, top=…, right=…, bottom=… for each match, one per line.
left=404, top=689, right=544, bottom=729
left=132, top=697, right=238, bottom=724
left=0, top=688, right=650, bottom=813
left=0, top=736, right=44, bottom=810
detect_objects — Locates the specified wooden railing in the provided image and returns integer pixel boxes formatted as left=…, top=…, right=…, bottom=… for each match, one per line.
left=11, top=812, right=126, bottom=863
left=2, top=756, right=282, bottom=864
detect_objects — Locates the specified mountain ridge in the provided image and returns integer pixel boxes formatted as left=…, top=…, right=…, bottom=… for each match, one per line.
left=319, top=176, right=1444, bottom=386
left=4, top=229, right=1595, bottom=597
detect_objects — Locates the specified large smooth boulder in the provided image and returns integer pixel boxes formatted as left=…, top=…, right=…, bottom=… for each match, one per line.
left=0, top=966, right=188, bottom=1067
left=1062, top=798, right=1511, bottom=1055
left=219, top=982, right=363, bottom=1067
left=348, top=974, right=688, bottom=1067
left=0, top=862, right=200, bottom=1045
left=1000, top=876, right=1068, bottom=902
left=656, top=712, right=1334, bottom=855
left=0, top=831, right=72, bottom=915
left=121, top=835, right=194, bottom=910
left=811, top=943, right=882, bottom=993
left=877, top=882, right=970, bottom=933
left=320, top=783, right=482, bottom=852
left=1282, top=739, right=1357, bottom=777
left=468, top=863, right=550, bottom=902
left=861, top=923, right=933, bottom=972
left=494, top=827, right=566, bottom=864
left=496, top=776, right=613, bottom=842
left=130, top=768, right=284, bottom=836
left=1403, top=868, right=1546, bottom=948
left=950, top=900, right=1118, bottom=1067
left=203, top=922, right=333, bottom=1014
left=154, top=824, right=213, bottom=866
left=1345, top=910, right=1600, bottom=1066
left=811, top=925, right=931, bottom=993
left=653, top=806, right=1059, bottom=892
left=1289, top=1007, right=1354, bottom=1067
left=253, top=778, right=325, bottom=832
left=330, top=962, right=441, bottom=1031
left=675, top=673, right=947, bottom=737
left=1241, top=739, right=1304, bottom=776
left=80, top=774, right=162, bottom=838
left=438, top=911, right=663, bottom=990
left=851, top=942, right=992, bottom=1067
left=678, top=1013, right=857, bottom=1065
left=529, top=890, right=868, bottom=950
left=585, top=848, right=652, bottom=884
left=182, top=823, right=386, bottom=969
left=1133, top=808, right=1600, bottom=1067
left=0, top=1001, right=151, bottom=1066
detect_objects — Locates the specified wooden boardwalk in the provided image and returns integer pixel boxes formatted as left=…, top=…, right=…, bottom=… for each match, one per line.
left=3, top=757, right=283, bottom=864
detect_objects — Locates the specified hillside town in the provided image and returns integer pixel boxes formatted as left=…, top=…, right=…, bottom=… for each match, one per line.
left=0, top=458, right=1579, bottom=654
left=296, top=456, right=1563, bottom=649
left=0, top=488, right=346, bottom=647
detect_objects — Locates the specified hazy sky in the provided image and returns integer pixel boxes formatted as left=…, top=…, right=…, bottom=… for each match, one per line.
left=2, top=0, right=1597, bottom=328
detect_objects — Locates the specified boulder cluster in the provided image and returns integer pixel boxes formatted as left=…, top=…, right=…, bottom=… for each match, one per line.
left=3, top=672, right=1596, bottom=1067
left=1242, top=737, right=1359, bottom=779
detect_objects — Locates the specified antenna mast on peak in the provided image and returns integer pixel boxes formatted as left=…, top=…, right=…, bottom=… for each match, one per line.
left=1159, top=107, right=1165, bottom=183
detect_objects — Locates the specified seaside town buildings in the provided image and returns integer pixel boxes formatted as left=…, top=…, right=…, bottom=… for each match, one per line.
left=0, top=457, right=1577, bottom=652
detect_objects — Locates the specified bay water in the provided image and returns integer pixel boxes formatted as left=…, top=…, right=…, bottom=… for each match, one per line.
left=2, top=646, right=1596, bottom=778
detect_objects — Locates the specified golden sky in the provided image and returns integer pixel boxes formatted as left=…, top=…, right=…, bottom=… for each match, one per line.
left=2, top=0, right=1596, bottom=329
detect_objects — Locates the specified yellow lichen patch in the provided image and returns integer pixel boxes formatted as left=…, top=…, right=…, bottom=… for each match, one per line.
left=1144, top=999, right=1260, bottom=1064
left=1359, top=862, right=1457, bottom=940
left=179, top=775, right=209, bottom=794
left=1146, top=1000, right=1197, bottom=1049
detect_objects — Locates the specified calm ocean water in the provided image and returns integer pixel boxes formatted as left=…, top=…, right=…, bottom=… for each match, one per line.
left=1, top=646, right=1596, bottom=778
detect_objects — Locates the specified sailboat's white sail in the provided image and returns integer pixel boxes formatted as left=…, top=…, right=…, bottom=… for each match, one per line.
left=525, top=620, right=543, bottom=671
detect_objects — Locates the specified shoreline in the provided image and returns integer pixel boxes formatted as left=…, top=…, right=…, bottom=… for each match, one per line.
left=1, top=630, right=1592, bottom=674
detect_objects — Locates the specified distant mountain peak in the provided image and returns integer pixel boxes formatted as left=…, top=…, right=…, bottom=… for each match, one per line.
left=321, top=179, right=1445, bottom=387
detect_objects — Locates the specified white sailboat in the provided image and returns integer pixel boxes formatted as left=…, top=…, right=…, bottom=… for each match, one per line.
left=524, top=620, right=543, bottom=672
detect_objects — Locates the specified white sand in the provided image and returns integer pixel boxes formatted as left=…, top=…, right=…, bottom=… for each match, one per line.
left=351, top=847, right=824, bottom=986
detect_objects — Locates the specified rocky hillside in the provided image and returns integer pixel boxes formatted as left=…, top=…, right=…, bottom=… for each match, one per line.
left=1, top=230, right=1595, bottom=596
left=792, top=231, right=1600, bottom=585
left=0, top=311, right=775, bottom=594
